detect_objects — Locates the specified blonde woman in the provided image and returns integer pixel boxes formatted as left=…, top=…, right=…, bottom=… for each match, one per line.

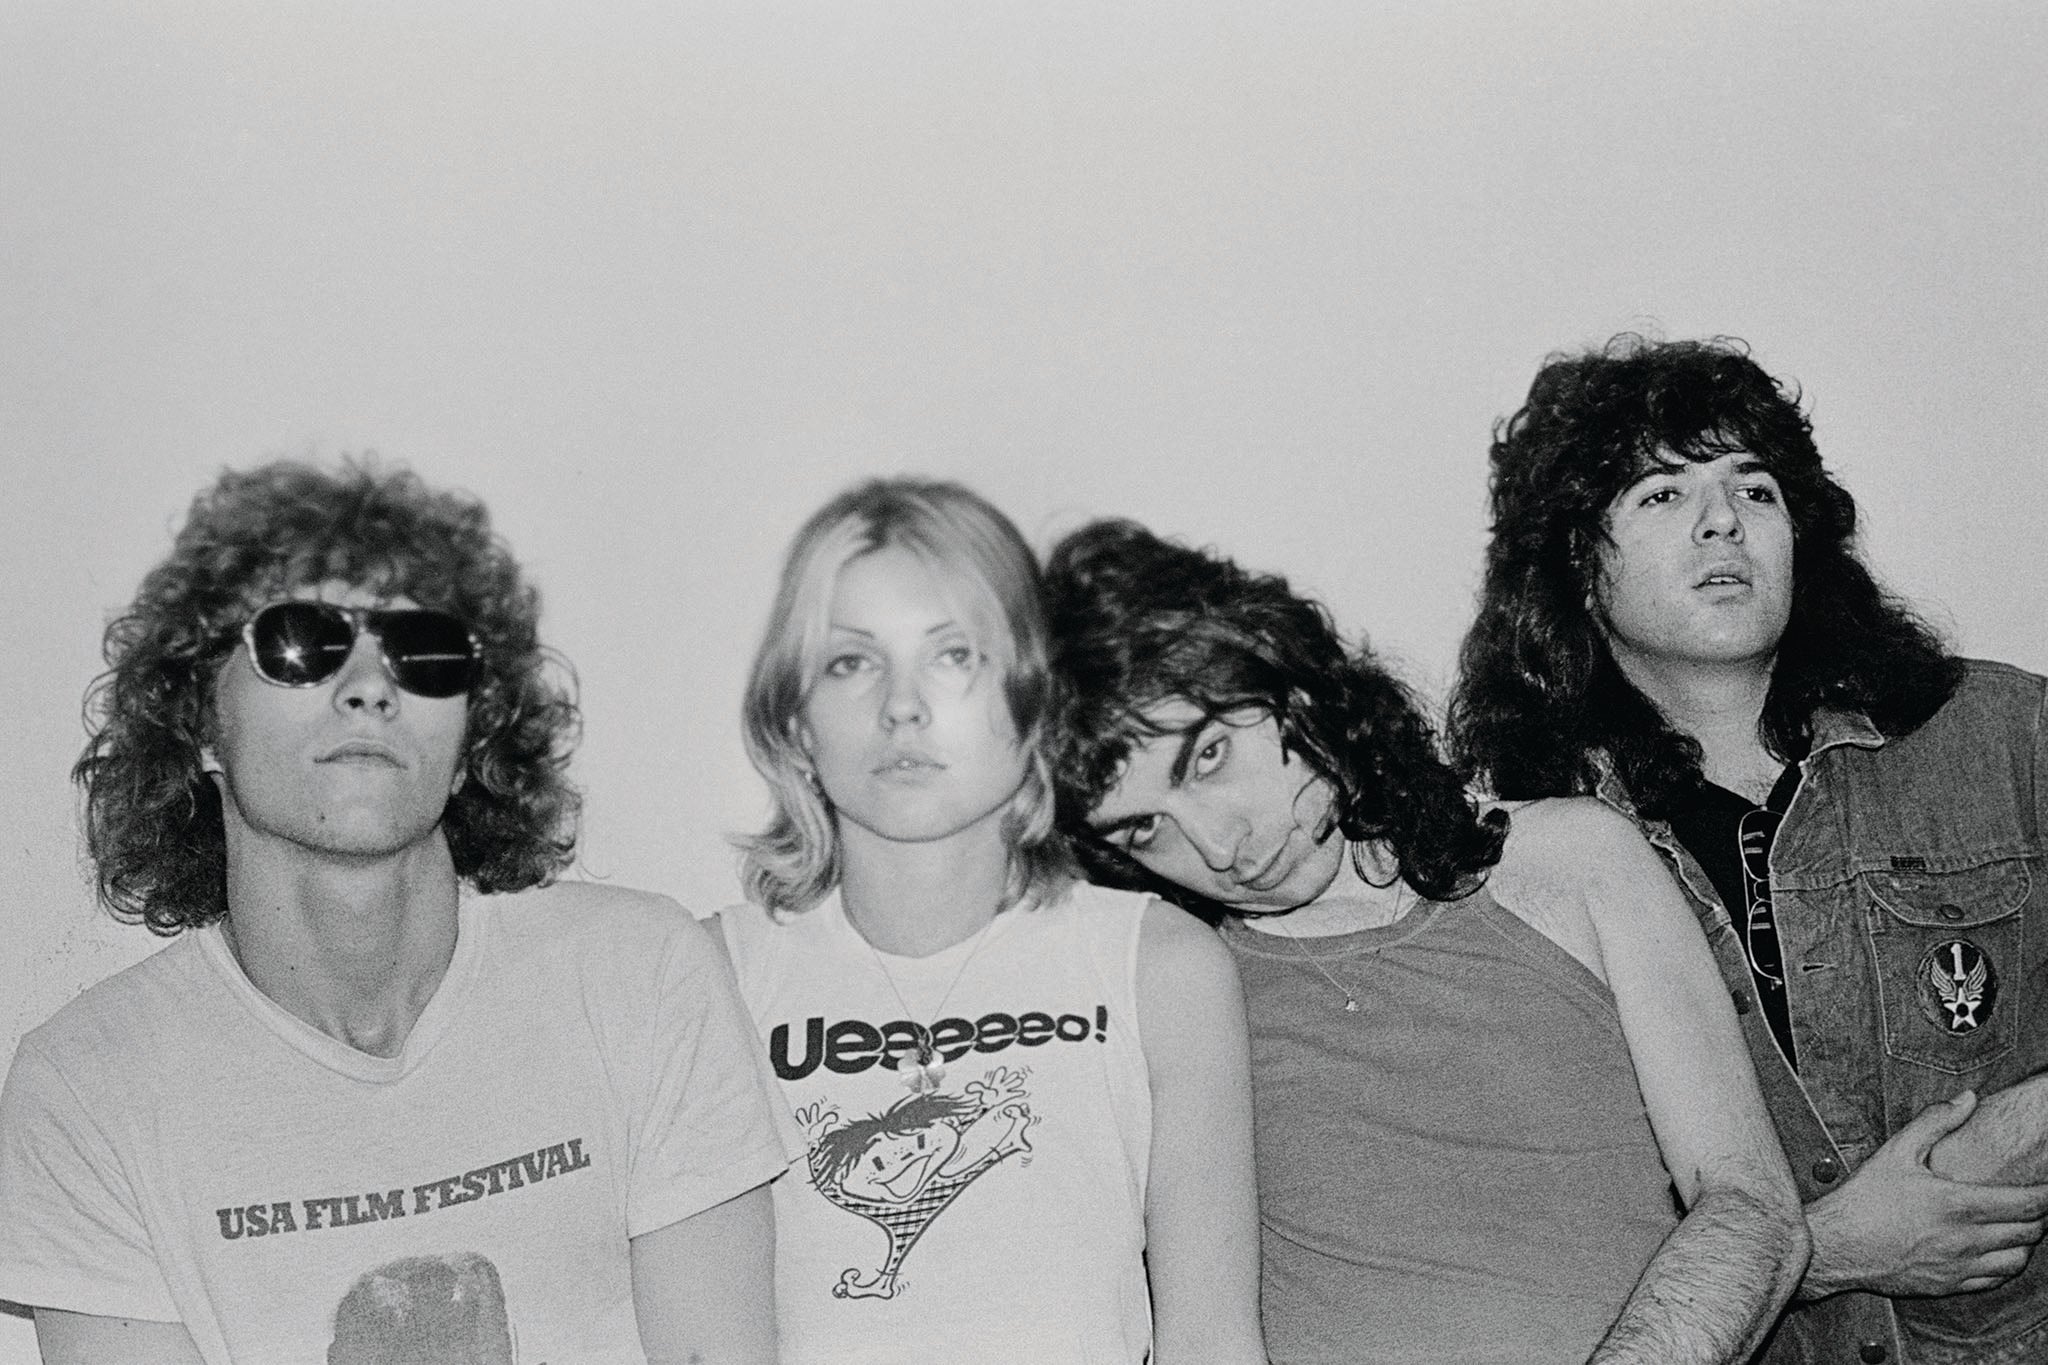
left=715, top=478, right=1262, bottom=1365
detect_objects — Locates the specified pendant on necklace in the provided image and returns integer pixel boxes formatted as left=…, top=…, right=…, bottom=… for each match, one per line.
left=900, top=1031, right=948, bottom=1093
left=1285, top=934, right=1364, bottom=1015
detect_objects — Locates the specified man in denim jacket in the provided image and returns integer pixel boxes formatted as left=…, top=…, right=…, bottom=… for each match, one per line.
left=1449, top=334, right=2048, bottom=1365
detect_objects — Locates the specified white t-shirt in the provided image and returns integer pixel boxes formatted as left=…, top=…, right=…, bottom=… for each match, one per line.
left=0, top=881, right=793, bottom=1364
left=719, top=882, right=1156, bottom=1365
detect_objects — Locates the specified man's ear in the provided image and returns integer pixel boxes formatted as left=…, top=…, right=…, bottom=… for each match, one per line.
left=1584, top=571, right=1612, bottom=633
left=196, top=678, right=226, bottom=778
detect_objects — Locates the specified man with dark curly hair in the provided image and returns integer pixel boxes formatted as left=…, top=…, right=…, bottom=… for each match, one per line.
left=0, top=460, right=789, bottom=1365
left=1046, top=518, right=1808, bottom=1365
left=1450, top=335, right=2048, bottom=1365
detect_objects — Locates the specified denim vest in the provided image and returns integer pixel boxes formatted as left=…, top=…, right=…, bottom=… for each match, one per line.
left=1596, top=660, right=2048, bottom=1365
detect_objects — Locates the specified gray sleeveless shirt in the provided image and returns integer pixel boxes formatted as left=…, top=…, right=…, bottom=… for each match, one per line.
left=1221, top=888, right=1679, bottom=1365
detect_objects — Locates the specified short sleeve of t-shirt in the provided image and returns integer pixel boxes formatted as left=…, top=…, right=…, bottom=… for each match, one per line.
left=622, top=910, right=801, bottom=1238
left=0, top=1038, right=179, bottom=1320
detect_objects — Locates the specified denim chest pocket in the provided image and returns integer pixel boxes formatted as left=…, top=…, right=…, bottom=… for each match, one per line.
left=1864, top=859, right=2030, bottom=1075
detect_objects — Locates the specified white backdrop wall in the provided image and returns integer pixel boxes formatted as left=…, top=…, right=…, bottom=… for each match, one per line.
left=3, top=1, right=2044, bottom=1351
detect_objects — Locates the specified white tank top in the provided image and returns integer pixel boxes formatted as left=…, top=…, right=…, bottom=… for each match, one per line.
left=720, top=882, right=1155, bottom=1365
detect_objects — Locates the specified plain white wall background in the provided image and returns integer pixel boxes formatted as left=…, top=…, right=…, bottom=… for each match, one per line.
left=3, top=1, right=2044, bottom=1351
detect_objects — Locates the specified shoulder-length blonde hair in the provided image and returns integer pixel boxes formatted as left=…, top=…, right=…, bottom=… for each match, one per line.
left=738, top=478, right=1075, bottom=916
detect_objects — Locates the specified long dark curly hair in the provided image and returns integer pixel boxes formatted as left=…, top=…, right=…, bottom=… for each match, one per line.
left=1448, top=334, right=1961, bottom=817
left=75, top=458, right=582, bottom=933
left=1046, top=519, right=1506, bottom=917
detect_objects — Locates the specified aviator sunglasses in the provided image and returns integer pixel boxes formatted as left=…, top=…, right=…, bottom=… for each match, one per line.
left=1736, top=805, right=1786, bottom=992
left=240, top=601, right=481, bottom=699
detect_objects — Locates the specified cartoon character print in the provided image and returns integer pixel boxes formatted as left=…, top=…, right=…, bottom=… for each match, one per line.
left=796, top=1065, right=1037, bottom=1300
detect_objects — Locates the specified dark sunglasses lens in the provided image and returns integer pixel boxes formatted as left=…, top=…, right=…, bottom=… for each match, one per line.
left=373, top=611, right=479, bottom=698
left=1745, top=916, right=1784, bottom=978
left=248, top=603, right=354, bottom=687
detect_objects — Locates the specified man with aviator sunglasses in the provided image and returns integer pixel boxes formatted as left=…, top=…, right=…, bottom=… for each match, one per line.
left=0, top=459, right=789, bottom=1365
left=1451, top=336, right=2048, bottom=1365
left=241, top=600, right=482, bottom=698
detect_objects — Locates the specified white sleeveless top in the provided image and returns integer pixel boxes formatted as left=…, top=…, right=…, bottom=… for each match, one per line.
left=719, top=882, right=1155, bottom=1365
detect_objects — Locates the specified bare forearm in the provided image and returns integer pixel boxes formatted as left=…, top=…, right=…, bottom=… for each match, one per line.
left=1590, top=1184, right=1809, bottom=1365
left=1798, top=1190, right=1862, bottom=1300
left=1931, top=1076, right=2048, bottom=1185
left=1798, top=1188, right=1874, bottom=1301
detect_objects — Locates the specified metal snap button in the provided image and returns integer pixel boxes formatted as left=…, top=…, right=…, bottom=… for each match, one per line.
left=1858, top=1340, right=1888, bottom=1363
left=1731, top=989, right=1753, bottom=1014
left=1812, top=1155, right=1843, bottom=1185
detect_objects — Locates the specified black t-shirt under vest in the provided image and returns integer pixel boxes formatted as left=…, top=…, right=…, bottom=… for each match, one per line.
left=1664, top=762, right=1803, bottom=1068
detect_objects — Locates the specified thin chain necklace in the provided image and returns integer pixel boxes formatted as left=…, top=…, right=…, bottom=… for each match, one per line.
left=1287, top=935, right=1362, bottom=1013
left=1274, top=877, right=1419, bottom=1015
left=853, top=906, right=1004, bottom=1092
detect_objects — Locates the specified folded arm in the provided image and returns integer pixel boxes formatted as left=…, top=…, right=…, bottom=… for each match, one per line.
left=1806, top=680, right=2048, bottom=1296
left=1931, top=1073, right=2048, bottom=1185
left=1801, top=1085, right=2048, bottom=1300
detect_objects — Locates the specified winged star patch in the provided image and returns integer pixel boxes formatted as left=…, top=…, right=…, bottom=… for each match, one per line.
left=1920, top=939, right=1997, bottom=1034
